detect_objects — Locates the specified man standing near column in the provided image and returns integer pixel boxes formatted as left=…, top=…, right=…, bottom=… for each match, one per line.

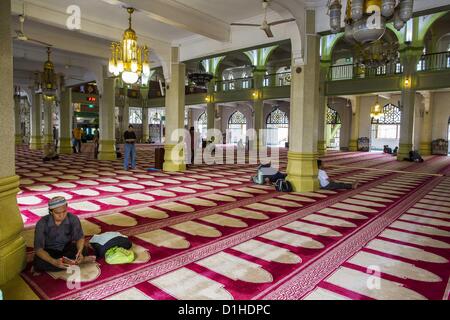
left=53, top=126, right=58, bottom=151
left=123, top=125, right=137, bottom=170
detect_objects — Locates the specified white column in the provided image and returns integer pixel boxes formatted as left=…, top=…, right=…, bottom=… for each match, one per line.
left=397, top=48, right=423, bottom=160
left=419, top=92, right=433, bottom=155
left=98, top=77, right=117, bottom=160
left=0, top=0, right=26, bottom=286
left=14, top=95, right=22, bottom=145
left=142, top=107, right=149, bottom=142
left=163, top=47, right=186, bottom=172
left=59, top=88, right=73, bottom=154
left=349, top=96, right=361, bottom=151
left=30, top=93, right=42, bottom=150
left=286, top=10, right=320, bottom=192
left=42, top=98, right=53, bottom=145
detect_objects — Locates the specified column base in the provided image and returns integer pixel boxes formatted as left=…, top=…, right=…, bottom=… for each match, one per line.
left=98, top=140, right=117, bottom=161
left=348, top=139, right=358, bottom=152
left=0, top=176, right=26, bottom=286
left=142, top=134, right=149, bottom=143
left=163, top=144, right=186, bottom=172
left=419, top=142, right=431, bottom=156
left=397, top=143, right=413, bottom=161
left=286, top=151, right=320, bottom=192
left=15, top=135, right=22, bottom=145
left=29, top=136, right=42, bottom=150
left=42, top=135, right=52, bottom=145
left=317, top=141, right=327, bottom=156
left=59, top=138, right=73, bottom=155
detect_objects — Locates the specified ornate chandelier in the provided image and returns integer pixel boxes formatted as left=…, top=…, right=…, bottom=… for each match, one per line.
left=42, top=47, right=57, bottom=99
left=355, top=38, right=399, bottom=67
left=370, top=95, right=383, bottom=119
left=108, top=8, right=151, bottom=85
left=328, top=0, right=414, bottom=44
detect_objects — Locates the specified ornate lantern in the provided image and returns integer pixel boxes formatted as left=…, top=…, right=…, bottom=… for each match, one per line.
left=108, top=8, right=151, bottom=85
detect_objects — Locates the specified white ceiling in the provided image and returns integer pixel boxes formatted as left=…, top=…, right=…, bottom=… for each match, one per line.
left=10, top=0, right=450, bottom=87
left=173, top=0, right=267, bottom=23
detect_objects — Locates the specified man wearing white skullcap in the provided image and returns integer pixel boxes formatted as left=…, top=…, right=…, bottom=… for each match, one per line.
left=33, top=196, right=95, bottom=273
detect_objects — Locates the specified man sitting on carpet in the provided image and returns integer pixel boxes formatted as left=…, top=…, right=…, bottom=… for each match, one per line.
left=317, top=160, right=359, bottom=190
left=32, top=196, right=96, bottom=274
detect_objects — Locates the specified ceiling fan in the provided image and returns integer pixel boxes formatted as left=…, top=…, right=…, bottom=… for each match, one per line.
left=13, top=3, right=53, bottom=47
left=230, top=0, right=296, bottom=38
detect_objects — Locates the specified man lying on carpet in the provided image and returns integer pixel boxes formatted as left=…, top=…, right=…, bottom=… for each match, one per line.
left=32, top=196, right=96, bottom=274
left=317, top=160, right=359, bottom=190
left=252, top=162, right=287, bottom=185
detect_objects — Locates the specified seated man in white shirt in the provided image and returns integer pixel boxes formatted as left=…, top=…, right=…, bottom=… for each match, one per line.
left=317, top=160, right=358, bottom=190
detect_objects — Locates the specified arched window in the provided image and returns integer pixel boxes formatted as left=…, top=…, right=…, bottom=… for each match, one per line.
left=229, top=111, right=247, bottom=125
left=371, top=104, right=401, bottom=125
left=371, top=104, right=401, bottom=140
left=266, top=108, right=289, bottom=147
left=228, top=111, right=247, bottom=145
left=326, top=107, right=342, bottom=125
left=197, top=112, right=208, bottom=139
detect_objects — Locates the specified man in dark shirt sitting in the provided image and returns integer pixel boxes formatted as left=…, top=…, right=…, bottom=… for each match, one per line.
left=123, top=124, right=137, bottom=170
left=32, top=196, right=95, bottom=273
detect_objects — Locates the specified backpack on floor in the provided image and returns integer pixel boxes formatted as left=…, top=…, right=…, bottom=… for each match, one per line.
left=275, top=179, right=292, bottom=192
left=105, top=246, right=135, bottom=265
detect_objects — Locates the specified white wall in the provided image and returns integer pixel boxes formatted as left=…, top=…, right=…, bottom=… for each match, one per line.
left=432, top=91, right=450, bottom=141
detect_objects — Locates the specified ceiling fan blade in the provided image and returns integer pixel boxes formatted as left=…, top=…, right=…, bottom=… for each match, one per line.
left=231, top=23, right=261, bottom=27
left=264, top=27, right=274, bottom=38
left=27, top=38, right=53, bottom=47
left=268, top=18, right=296, bottom=26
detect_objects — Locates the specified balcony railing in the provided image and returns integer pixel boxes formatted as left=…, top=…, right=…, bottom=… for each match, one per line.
left=328, top=62, right=403, bottom=81
left=417, top=51, right=450, bottom=72
left=263, top=72, right=292, bottom=87
left=214, top=77, right=254, bottom=92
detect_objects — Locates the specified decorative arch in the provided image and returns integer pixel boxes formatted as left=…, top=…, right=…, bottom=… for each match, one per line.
left=326, top=107, right=341, bottom=125
left=198, top=111, right=207, bottom=124
left=216, top=53, right=254, bottom=81
left=418, top=11, right=450, bottom=43
left=228, top=111, right=247, bottom=125
left=266, top=108, right=289, bottom=126
left=371, top=104, right=402, bottom=124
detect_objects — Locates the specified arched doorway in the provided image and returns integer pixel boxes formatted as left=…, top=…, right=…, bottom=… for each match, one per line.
left=196, top=112, right=207, bottom=140
left=266, top=108, right=289, bottom=147
left=326, top=107, right=341, bottom=150
left=228, top=111, right=247, bottom=145
left=371, top=104, right=401, bottom=151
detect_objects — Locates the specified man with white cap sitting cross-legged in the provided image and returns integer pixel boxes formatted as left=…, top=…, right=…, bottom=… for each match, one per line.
left=32, top=196, right=96, bottom=273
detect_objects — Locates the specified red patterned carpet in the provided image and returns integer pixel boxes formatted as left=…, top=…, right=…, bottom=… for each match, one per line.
left=16, top=146, right=450, bottom=300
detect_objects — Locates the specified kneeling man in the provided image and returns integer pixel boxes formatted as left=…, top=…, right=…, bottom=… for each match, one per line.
left=33, top=196, right=95, bottom=273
